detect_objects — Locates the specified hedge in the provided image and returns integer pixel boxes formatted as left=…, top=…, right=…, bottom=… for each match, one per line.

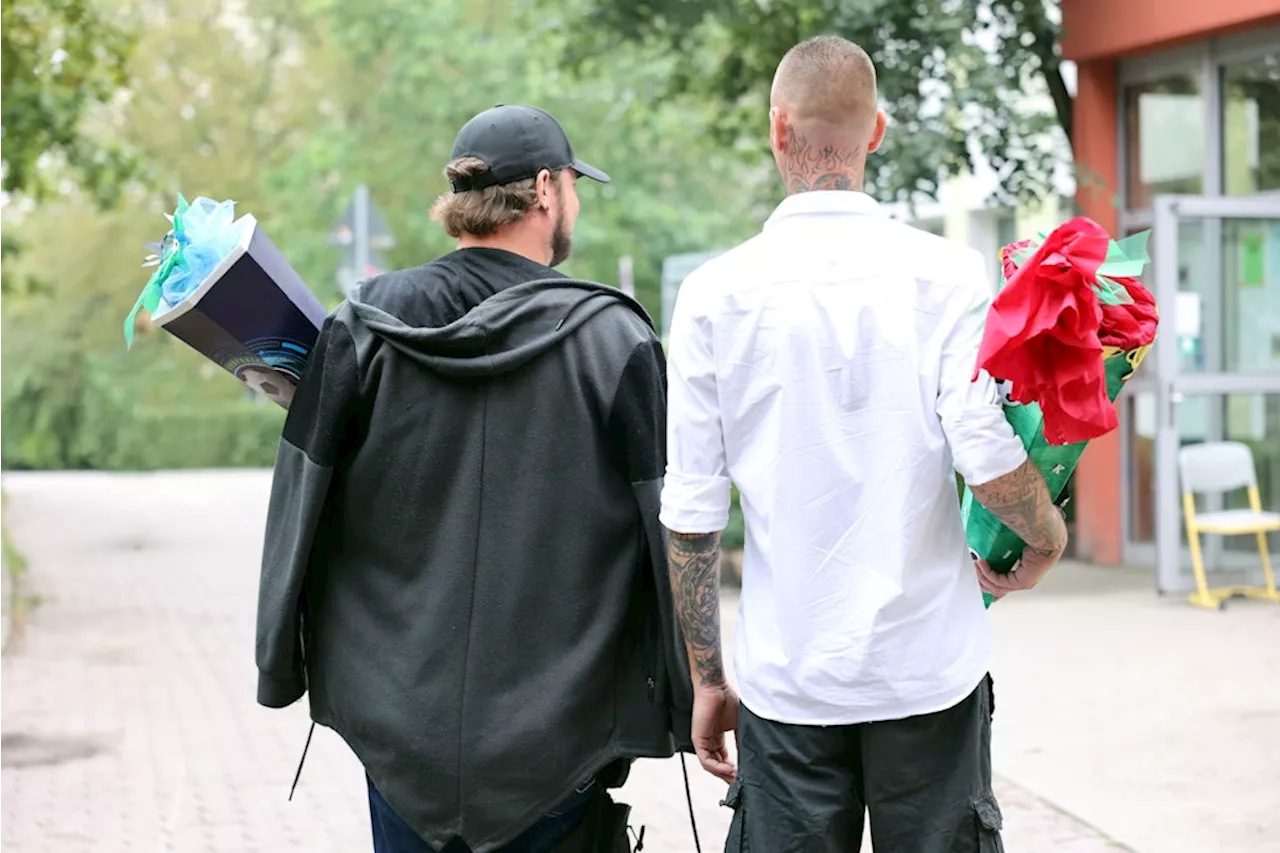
left=2, top=391, right=284, bottom=471
left=93, top=404, right=286, bottom=470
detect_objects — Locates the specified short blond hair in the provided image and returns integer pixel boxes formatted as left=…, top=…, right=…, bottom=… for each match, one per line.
left=429, top=157, right=561, bottom=238
left=772, top=35, right=878, bottom=130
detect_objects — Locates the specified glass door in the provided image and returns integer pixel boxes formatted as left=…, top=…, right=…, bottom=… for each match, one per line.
left=1151, top=194, right=1280, bottom=593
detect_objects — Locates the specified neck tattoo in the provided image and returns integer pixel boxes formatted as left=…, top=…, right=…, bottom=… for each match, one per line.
left=783, top=125, right=864, bottom=194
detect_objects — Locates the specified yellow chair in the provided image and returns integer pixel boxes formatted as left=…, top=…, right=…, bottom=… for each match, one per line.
left=1179, top=441, right=1280, bottom=611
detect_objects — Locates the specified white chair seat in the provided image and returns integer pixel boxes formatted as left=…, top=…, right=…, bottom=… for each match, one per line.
left=1193, top=509, right=1280, bottom=535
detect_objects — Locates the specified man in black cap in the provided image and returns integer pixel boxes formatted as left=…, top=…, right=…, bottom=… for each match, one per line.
left=256, top=105, right=693, bottom=853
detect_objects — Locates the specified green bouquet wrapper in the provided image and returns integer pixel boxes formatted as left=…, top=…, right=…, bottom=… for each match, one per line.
left=960, top=219, right=1157, bottom=607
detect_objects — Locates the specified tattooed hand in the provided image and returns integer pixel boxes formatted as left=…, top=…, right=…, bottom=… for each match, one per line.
left=669, top=531, right=740, bottom=781
left=691, top=682, right=740, bottom=782
left=974, top=548, right=1059, bottom=598
left=968, top=457, right=1068, bottom=596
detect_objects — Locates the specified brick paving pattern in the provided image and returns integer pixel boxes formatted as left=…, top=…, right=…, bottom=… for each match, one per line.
left=1, top=471, right=1124, bottom=851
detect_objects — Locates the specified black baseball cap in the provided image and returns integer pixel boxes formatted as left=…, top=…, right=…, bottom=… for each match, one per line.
left=448, top=104, right=611, bottom=193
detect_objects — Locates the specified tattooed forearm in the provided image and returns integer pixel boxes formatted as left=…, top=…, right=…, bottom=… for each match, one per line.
left=783, top=125, right=864, bottom=194
left=969, top=458, right=1068, bottom=556
left=668, top=531, right=726, bottom=688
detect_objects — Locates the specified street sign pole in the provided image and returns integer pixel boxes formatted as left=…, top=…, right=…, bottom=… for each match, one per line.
left=618, top=255, right=635, bottom=298
left=330, top=184, right=394, bottom=295
left=354, top=184, right=371, bottom=290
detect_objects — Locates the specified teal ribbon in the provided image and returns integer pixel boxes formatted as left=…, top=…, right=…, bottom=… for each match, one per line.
left=1098, top=231, right=1151, bottom=278
left=1095, top=230, right=1150, bottom=305
left=124, top=195, right=190, bottom=348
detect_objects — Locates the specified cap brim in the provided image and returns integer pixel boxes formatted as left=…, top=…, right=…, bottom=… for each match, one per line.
left=571, top=159, right=610, bottom=183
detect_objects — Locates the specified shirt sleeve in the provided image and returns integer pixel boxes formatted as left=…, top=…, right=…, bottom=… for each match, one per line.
left=660, top=278, right=733, bottom=534
left=936, top=251, right=1028, bottom=486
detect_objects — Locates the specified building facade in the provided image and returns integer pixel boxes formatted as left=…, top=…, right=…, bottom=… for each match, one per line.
left=887, top=174, right=1073, bottom=294
left=1064, top=0, right=1280, bottom=589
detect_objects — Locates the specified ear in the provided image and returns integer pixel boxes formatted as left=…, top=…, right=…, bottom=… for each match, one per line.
left=769, top=107, right=789, bottom=154
left=535, top=169, right=555, bottom=210
left=867, top=109, right=889, bottom=154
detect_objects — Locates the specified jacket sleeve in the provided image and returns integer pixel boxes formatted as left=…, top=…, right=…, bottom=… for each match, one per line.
left=607, top=338, right=695, bottom=753
left=256, top=315, right=360, bottom=708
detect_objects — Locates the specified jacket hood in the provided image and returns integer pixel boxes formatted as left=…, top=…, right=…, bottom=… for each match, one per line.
left=346, top=277, right=654, bottom=378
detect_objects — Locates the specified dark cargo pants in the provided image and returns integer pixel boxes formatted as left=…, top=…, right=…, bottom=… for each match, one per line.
left=723, top=675, right=1003, bottom=853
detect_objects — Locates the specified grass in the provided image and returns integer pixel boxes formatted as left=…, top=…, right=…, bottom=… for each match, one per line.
left=0, top=489, right=25, bottom=579
left=1, top=488, right=36, bottom=654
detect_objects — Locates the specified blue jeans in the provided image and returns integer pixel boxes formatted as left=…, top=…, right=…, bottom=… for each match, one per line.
left=367, top=777, right=593, bottom=853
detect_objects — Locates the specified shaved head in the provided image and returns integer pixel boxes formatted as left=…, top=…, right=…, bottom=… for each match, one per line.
left=772, top=35, right=878, bottom=131
left=768, top=35, right=887, bottom=194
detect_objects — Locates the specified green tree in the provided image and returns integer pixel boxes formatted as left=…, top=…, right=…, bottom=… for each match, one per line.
left=1, top=0, right=315, bottom=468
left=0, top=0, right=136, bottom=204
left=262, top=0, right=765, bottom=316
left=565, top=0, right=1071, bottom=204
left=2, top=0, right=765, bottom=468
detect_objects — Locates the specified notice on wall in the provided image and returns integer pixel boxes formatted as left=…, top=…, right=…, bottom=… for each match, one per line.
left=1175, top=291, right=1202, bottom=338
left=1240, top=231, right=1265, bottom=288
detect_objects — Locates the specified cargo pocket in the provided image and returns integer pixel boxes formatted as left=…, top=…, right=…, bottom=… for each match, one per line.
left=972, top=792, right=1004, bottom=853
left=721, top=776, right=748, bottom=852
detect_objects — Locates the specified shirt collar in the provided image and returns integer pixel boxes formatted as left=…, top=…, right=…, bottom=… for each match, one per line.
left=764, top=191, right=882, bottom=230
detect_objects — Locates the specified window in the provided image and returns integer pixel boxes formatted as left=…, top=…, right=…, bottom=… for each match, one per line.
left=1223, top=52, right=1280, bottom=195
left=1124, top=72, right=1205, bottom=208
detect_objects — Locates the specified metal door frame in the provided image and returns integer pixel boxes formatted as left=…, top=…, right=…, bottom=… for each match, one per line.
left=1152, top=194, right=1280, bottom=593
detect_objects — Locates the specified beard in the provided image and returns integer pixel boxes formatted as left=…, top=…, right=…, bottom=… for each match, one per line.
left=548, top=205, right=572, bottom=267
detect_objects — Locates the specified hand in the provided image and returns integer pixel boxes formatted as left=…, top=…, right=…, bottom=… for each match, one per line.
left=974, top=544, right=1063, bottom=599
left=691, top=683, right=740, bottom=783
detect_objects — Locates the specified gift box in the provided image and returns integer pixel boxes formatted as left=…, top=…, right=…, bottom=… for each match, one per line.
left=124, top=196, right=327, bottom=409
left=960, top=218, right=1158, bottom=607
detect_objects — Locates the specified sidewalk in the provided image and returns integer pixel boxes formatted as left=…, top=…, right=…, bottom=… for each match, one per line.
left=986, top=559, right=1280, bottom=853
left=1, top=545, right=10, bottom=652
left=3, top=471, right=1259, bottom=851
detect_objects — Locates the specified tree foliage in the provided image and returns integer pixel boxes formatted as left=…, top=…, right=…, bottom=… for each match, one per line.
left=2, top=0, right=138, bottom=298
left=262, top=0, right=764, bottom=315
left=1, top=0, right=136, bottom=203
left=1, top=0, right=314, bottom=467
left=1, top=0, right=766, bottom=469
left=7, top=0, right=1076, bottom=471
left=565, top=0, right=1072, bottom=205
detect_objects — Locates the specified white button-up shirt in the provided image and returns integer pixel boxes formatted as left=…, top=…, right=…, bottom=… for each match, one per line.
left=660, top=191, right=1027, bottom=725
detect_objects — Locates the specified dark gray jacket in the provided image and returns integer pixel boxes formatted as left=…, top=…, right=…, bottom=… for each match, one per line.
left=255, top=249, right=693, bottom=852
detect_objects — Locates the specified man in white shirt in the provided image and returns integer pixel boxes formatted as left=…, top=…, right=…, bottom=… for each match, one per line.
left=659, top=35, right=1068, bottom=852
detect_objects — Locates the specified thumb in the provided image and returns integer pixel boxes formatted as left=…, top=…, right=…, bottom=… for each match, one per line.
left=697, top=745, right=737, bottom=782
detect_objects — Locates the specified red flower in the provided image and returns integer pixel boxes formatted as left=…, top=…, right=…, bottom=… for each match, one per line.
left=1098, top=276, right=1158, bottom=351
left=976, top=217, right=1114, bottom=446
